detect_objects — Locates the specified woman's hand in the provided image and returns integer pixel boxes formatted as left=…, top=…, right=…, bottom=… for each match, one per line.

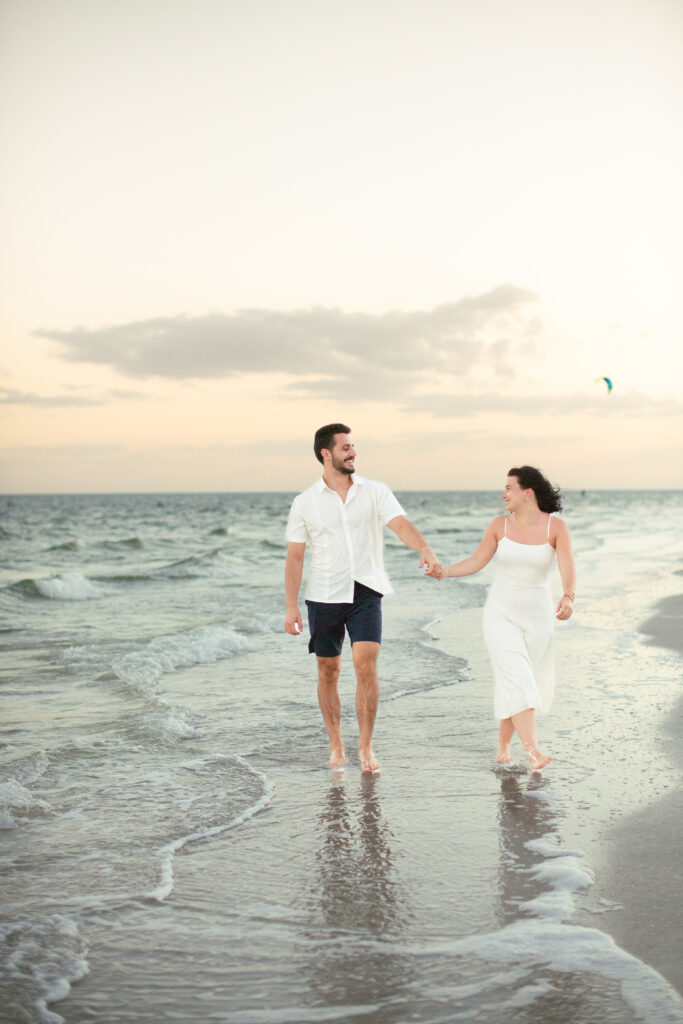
left=555, top=595, right=573, bottom=620
left=425, top=562, right=446, bottom=580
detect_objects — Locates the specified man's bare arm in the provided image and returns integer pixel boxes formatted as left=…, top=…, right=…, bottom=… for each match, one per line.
left=386, top=516, right=441, bottom=573
left=284, top=542, right=306, bottom=634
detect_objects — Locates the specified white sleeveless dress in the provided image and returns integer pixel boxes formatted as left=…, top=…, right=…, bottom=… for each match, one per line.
left=483, top=515, right=556, bottom=721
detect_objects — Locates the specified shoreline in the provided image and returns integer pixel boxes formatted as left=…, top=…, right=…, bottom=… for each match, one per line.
left=590, top=589, right=683, bottom=994
left=426, top=585, right=683, bottom=999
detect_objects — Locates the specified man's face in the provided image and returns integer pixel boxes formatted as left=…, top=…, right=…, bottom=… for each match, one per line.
left=329, top=434, right=356, bottom=475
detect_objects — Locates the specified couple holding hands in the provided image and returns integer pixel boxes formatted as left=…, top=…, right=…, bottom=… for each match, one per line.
left=284, top=423, right=575, bottom=774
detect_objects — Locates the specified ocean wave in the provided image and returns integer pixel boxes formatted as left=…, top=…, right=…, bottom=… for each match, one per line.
left=99, top=537, right=144, bottom=550
left=0, top=915, right=89, bottom=1024
left=0, top=749, right=49, bottom=788
left=159, top=548, right=243, bottom=579
left=148, top=754, right=273, bottom=902
left=5, top=572, right=103, bottom=601
left=138, top=701, right=205, bottom=743
left=0, top=752, right=53, bottom=828
left=0, top=779, right=54, bottom=828
left=111, top=624, right=254, bottom=690
left=259, top=538, right=285, bottom=550
left=45, top=540, right=80, bottom=553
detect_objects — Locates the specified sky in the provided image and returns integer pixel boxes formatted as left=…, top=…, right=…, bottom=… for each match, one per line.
left=1, top=0, right=682, bottom=493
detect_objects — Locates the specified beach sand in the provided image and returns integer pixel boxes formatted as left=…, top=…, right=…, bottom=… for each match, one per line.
left=51, top=594, right=683, bottom=1024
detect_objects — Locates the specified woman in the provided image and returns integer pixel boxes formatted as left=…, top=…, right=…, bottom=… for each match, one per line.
left=431, top=466, right=576, bottom=770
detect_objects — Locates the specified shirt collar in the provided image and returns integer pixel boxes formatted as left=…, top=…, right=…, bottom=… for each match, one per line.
left=317, top=474, right=365, bottom=493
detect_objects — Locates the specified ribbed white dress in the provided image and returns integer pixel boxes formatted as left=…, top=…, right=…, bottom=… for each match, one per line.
left=483, top=516, right=556, bottom=721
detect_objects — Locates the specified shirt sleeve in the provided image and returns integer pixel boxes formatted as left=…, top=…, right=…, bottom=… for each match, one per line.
left=285, top=495, right=308, bottom=543
left=373, top=481, right=406, bottom=526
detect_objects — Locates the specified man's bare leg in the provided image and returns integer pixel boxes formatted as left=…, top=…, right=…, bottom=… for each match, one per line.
left=317, top=656, right=346, bottom=766
left=497, top=718, right=515, bottom=763
left=511, top=707, right=551, bottom=770
left=352, top=641, right=380, bottom=772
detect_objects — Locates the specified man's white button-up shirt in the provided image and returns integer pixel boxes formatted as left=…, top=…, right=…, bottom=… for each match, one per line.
left=285, top=475, right=406, bottom=603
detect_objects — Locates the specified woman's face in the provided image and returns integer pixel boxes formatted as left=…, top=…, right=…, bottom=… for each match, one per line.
left=502, top=476, right=527, bottom=512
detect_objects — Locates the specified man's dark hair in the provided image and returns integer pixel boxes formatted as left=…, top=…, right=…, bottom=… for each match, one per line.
left=314, top=423, right=351, bottom=465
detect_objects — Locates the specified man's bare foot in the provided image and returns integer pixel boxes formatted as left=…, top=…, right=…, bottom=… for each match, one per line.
left=525, top=746, right=552, bottom=771
left=328, top=746, right=346, bottom=768
left=359, top=746, right=380, bottom=773
left=496, top=747, right=513, bottom=764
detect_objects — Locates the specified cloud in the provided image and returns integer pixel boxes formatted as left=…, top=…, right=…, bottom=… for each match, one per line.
left=0, top=389, right=102, bottom=408
left=405, top=391, right=683, bottom=418
left=35, top=286, right=541, bottom=390
left=1, top=443, right=126, bottom=457
left=0, top=388, right=147, bottom=408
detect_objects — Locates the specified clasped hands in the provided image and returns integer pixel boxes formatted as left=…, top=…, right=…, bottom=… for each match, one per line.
left=420, top=552, right=445, bottom=580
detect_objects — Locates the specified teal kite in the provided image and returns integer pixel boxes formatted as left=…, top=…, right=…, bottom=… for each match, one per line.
left=595, top=376, right=613, bottom=393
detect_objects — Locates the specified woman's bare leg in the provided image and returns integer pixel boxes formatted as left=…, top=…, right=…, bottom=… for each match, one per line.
left=511, top=707, right=551, bottom=770
left=497, top=718, right=515, bottom=762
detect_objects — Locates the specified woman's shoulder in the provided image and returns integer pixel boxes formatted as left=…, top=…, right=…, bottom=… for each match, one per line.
left=549, top=514, right=569, bottom=540
left=486, top=514, right=506, bottom=537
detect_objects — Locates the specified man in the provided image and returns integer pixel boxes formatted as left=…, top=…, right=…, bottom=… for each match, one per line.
left=284, top=423, right=441, bottom=773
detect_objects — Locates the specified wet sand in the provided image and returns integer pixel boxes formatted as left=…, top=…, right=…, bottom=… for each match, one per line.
left=428, top=588, right=683, bottom=999
left=594, top=592, right=683, bottom=994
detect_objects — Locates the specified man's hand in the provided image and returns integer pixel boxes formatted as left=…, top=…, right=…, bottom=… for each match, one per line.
left=419, top=548, right=442, bottom=578
left=284, top=607, right=304, bottom=635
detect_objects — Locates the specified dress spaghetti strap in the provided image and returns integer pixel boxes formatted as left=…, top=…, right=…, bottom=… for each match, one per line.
left=547, top=514, right=551, bottom=540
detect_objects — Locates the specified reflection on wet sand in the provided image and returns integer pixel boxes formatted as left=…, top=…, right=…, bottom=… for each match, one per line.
left=495, top=774, right=634, bottom=1024
left=496, top=773, right=557, bottom=925
left=304, top=772, right=415, bottom=1019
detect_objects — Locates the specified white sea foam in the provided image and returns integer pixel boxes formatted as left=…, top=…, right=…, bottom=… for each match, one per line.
left=0, top=779, right=53, bottom=822
left=528, top=854, right=595, bottom=893
left=424, top=920, right=683, bottom=1024
left=147, top=754, right=273, bottom=903
left=0, top=752, right=52, bottom=828
left=386, top=832, right=683, bottom=1024
left=34, top=572, right=102, bottom=601
left=0, top=914, right=89, bottom=1024
left=142, top=702, right=205, bottom=742
left=0, top=750, right=49, bottom=787
left=112, top=624, right=254, bottom=689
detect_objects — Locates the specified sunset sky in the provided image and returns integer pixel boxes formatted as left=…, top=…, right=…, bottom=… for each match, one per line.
left=1, top=0, right=682, bottom=493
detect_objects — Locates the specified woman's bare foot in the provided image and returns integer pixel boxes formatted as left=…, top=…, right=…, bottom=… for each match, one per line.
left=328, top=745, right=346, bottom=768
left=525, top=746, right=552, bottom=771
left=496, top=746, right=513, bottom=764
left=359, top=746, right=380, bottom=773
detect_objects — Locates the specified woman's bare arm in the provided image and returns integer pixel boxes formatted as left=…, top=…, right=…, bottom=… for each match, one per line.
left=554, top=519, right=576, bottom=620
left=437, top=518, right=501, bottom=579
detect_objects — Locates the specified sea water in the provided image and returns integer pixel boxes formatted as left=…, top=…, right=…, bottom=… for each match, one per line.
left=1, top=490, right=682, bottom=1023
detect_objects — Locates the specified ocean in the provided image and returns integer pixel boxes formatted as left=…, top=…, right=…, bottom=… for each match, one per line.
left=1, top=490, right=682, bottom=1024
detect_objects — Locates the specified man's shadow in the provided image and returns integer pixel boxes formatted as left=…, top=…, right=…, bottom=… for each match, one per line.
left=304, top=772, right=414, bottom=1012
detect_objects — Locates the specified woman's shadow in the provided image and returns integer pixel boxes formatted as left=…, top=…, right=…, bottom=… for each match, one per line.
left=496, top=772, right=557, bottom=925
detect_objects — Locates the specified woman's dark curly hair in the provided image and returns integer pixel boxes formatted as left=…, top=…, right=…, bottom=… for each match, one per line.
left=508, top=466, right=563, bottom=514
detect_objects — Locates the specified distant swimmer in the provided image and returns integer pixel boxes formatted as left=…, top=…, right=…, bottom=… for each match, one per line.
left=427, top=466, right=576, bottom=773
left=284, top=423, right=441, bottom=773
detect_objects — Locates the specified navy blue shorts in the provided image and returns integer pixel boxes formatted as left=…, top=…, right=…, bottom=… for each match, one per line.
left=306, top=581, right=383, bottom=658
